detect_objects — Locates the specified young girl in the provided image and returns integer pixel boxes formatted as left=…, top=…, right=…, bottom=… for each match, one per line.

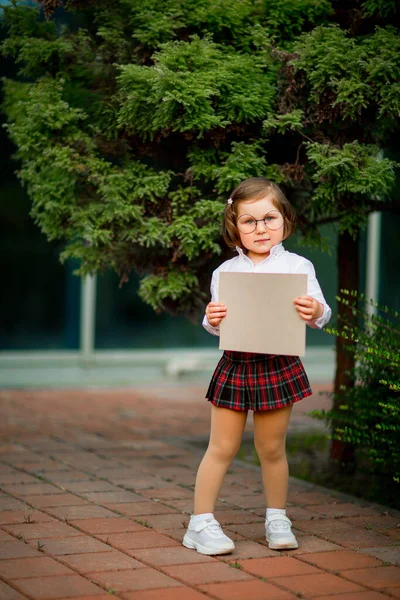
left=183, top=177, right=331, bottom=555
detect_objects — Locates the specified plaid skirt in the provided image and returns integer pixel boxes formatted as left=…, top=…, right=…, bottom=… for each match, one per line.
left=206, top=351, right=312, bottom=412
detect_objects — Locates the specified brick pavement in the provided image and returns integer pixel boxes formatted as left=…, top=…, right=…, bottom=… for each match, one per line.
left=0, top=386, right=399, bottom=599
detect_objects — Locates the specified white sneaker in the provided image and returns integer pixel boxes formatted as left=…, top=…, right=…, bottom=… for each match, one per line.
left=183, top=515, right=235, bottom=555
left=265, top=514, right=298, bottom=550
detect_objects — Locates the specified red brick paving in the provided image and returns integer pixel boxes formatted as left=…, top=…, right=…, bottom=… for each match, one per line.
left=0, top=387, right=399, bottom=600
left=0, top=556, right=73, bottom=579
left=0, top=579, right=31, bottom=600
left=12, top=574, right=108, bottom=599
left=88, top=568, right=183, bottom=592
left=270, top=572, right=364, bottom=596
left=199, top=579, right=297, bottom=599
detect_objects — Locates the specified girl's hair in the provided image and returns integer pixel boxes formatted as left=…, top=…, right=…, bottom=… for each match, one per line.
left=223, top=177, right=296, bottom=250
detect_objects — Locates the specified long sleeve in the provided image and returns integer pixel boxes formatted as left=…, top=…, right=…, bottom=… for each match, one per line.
left=295, top=258, right=331, bottom=329
left=202, top=269, right=221, bottom=337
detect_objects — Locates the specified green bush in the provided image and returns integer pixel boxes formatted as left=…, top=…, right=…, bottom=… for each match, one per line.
left=310, top=290, right=400, bottom=487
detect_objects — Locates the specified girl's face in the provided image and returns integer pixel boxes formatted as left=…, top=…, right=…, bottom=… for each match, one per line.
left=236, top=195, right=284, bottom=264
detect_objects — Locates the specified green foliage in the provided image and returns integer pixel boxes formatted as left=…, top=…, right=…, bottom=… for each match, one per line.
left=311, top=291, right=400, bottom=484
left=1, top=1, right=399, bottom=316
left=306, top=142, right=397, bottom=234
left=292, top=25, right=400, bottom=121
left=362, top=0, right=398, bottom=18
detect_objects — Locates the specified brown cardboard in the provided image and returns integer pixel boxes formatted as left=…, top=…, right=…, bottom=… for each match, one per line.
left=219, top=272, right=307, bottom=356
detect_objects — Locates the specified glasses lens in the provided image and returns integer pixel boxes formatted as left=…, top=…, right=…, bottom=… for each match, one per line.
left=237, top=210, right=284, bottom=233
left=237, top=215, right=257, bottom=233
left=264, top=210, right=284, bottom=230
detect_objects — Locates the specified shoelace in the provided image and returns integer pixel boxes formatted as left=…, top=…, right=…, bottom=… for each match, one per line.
left=194, top=517, right=223, bottom=535
left=268, top=519, right=291, bottom=532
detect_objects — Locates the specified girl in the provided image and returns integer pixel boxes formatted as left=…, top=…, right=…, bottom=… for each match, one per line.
left=183, top=177, right=331, bottom=555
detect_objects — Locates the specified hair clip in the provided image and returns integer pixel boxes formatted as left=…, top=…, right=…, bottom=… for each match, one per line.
left=227, top=198, right=233, bottom=205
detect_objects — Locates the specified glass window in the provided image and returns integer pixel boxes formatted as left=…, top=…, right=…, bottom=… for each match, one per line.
left=95, top=270, right=213, bottom=349
left=0, top=179, right=81, bottom=350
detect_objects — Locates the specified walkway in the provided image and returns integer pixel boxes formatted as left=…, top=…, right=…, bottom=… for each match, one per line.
left=0, top=386, right=399, bottom=600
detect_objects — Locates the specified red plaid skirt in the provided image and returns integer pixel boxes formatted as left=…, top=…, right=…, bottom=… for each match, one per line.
left=206, top=351, right=312, bottom=412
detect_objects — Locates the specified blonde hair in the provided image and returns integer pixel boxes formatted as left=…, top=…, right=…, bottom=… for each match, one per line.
left=223, top=177, right=296, bottom=250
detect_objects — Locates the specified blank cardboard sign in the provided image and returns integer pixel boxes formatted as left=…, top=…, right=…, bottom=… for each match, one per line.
left=219, top=272, right=307, bottom=356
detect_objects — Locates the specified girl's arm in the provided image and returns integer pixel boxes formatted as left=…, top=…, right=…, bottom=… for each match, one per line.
left=202, top=270, right=223, bottom=336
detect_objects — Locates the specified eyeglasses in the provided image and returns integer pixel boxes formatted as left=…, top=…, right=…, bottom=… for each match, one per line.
left=237, top=210, right=284, bottom=234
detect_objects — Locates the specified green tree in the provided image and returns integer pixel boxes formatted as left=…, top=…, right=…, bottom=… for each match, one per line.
left=1, top=0, right=400, bottom=469
left=263, top=4, right=400, bottom=463
left=0, top=0, right=334, bottom=316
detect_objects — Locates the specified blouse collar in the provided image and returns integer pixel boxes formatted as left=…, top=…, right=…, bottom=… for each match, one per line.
left=235, top=242, right=285, bottom=263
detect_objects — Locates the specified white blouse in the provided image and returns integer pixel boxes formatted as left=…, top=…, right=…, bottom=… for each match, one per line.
left=202, top=242, right=332, bottom=336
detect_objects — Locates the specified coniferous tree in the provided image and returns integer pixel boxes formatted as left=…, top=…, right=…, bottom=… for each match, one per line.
left=1, top=0, right=399, bottom=467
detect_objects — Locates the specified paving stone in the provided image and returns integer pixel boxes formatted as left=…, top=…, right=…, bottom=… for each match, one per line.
left=121, top=587, right=207, bottom=600
left=199, top=579, right=297, bottom=599
left=340, top=565, right=400, bottom=589
left=299, top=549, right=383, bottom=571
left=21, top=494, right=89, bottom=508
left=130, top=546, right=216, bottom=566
left=286, top=536, right=342, bottom=555
left=225, top=522, right=266, bottom=540
left=160, top=562, right=253, bottom=585
left=384, top=587, right=400, bottom=598
left=88, top=568, right=183, bottom=592
left=292, top=518, right=353, bottom=536
left=0, top=473, right=41, bottom=485
left=139, top=487, right=193, bottom=501
left=311, top=503, right=375, bottom=518
left=0, top=498, right=31, bottom=512
left=341, top=513, right=400, bottom=530
left=1, top=483, right=63, bottom=497
left=98, top=531, right=180, bottom=551
left=323, top=526, right=399, bottom=549
left=359, top=546, right=400, bottom=565
left=287, top=491, right=340, bottom=506
left=314, top=592, right=391, bottom=600
left=106, top=502, right=178, bottom=517
left=57, top=597, right=115, bottom=600
left=45, top=505, right=118, bottom=520
left=0, top=557, right=73, bottom=579
left=0, top=529, right=15, bottom=541
left=12, top=574, right=107, bottom=599
left=69, top=518, right=147, bottom=535
left=3, top=521, right=83, bottom=540
left=82, top=491, right=144, bottom=504
left=214, top=510, right=263, bottom=525
left=221, top=494, right=266, bottom=509
left=270, top=572, right=364, bottom=597
left=0, top=580, right=31, bottom=600
left=217, top=540, right=279, bottom=561
left=0, top=540, right=42, bottom=559
left=44, top=471, right=92, bottom=483
left=240, top=556, right=320, bottom=578
left=59, top=550, right=146, bottom=573
left=28, top=536, right=111, bottom=555
left=141, top=513, right=189, bottom=531
left=0, top=510, right=56, bottom=525
left=63, top=481, right=118, bottom=493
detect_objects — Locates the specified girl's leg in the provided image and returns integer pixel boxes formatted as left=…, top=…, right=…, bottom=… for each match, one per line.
left=194, top=405, right=247, bottom=515
left=253, top=404, right=293, bottom=508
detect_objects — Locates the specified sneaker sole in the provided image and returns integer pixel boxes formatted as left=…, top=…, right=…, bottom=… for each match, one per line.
left=266, top=536, right=299, bottom=550
left=182, top=534, right=234, bottom=556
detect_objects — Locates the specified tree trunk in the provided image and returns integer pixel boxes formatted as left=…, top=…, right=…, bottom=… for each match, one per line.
left=331, top=229, right=360, bottom=465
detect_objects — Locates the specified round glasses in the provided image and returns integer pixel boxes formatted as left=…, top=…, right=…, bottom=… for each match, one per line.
left=237, top=210, right=284, bottom=234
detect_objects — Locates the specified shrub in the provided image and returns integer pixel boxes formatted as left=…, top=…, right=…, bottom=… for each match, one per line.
left=310, top=290, right=400, bottom=489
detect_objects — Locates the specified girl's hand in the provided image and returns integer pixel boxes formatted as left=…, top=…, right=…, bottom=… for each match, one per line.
left=293, top=296, right=323, bottom=321
left=206, top=302, right=227, bottom=327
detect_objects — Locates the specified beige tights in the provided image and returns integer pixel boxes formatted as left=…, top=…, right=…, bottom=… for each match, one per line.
left=194, top=404, right=293, bottom=515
